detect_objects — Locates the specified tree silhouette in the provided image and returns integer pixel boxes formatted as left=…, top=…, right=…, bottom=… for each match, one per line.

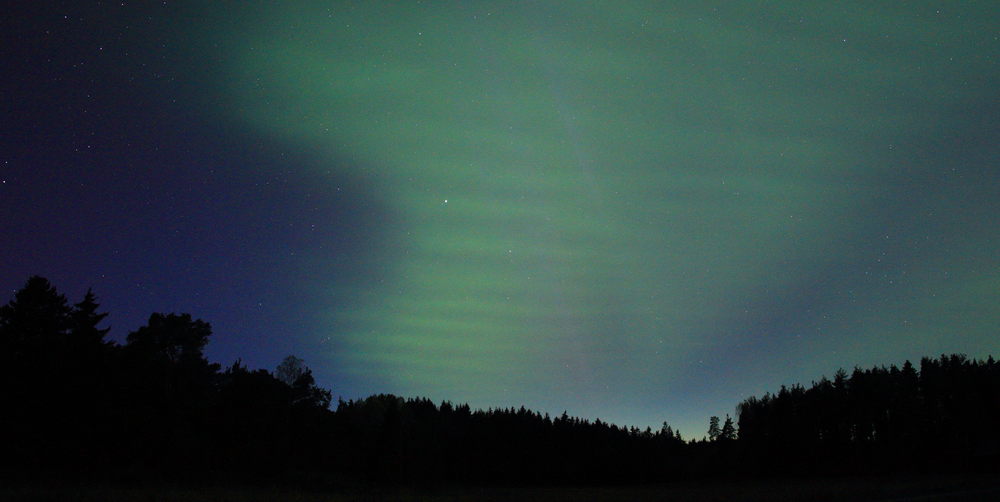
left=5, top=276, right=998, bottom=487
left=69, top=288, right=111, bottom=349
left=0, top=276, right=118, bottom=478
left=720, top=415, right=736, bottom=441
left=735, top=355, right=1000, bottom=476
left=0, top=275, right=71, bottom=356
left=125, top=312, right=212, bottom=365
left=708, top=416, right=721, bottom=441
left=119, top=312, right=221, bottom=475
left=0, top=276, right=71, bottom=476
left=661, top=421, right=675, bottom=438
left=276, top=354, right=307, bottom=386
left=277, top=355, right=332, bottom=410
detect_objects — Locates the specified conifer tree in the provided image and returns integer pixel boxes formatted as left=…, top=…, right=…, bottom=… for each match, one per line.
left=69, top=288, right=111, bottom=348
left=708, top=416, right=721, bottom=441
left=720, top=414, right=736, bottom=441
left=0, top=275, right=71, bottom=355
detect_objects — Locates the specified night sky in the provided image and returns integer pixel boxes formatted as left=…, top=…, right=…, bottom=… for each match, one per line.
left=4, top=1, right=998, bottom=438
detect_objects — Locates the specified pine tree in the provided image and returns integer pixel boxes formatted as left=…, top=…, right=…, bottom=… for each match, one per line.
left=708, top=416, right=721, bottom=441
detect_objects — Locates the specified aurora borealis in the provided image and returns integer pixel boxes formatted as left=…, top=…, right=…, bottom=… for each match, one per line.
left=4, top=2, right=998, bottom=437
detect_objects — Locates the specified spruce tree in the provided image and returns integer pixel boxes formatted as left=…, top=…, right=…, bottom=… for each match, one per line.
left=0, top=275, right=71, bottom=355
left=69, top=288, right=111, bottom=349
left=720, top=414, right=737, bottom=441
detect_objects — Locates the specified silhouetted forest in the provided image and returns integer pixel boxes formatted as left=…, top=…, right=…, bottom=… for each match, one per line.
left=736, top=354, right=1000, bottom=476
left=1, top=276, right=997, bottom=488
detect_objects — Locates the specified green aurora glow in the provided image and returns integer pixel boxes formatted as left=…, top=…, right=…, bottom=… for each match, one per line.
left=201, top=2, right=998, bottom=435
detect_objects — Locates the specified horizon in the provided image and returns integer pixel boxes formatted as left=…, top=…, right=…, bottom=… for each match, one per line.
left=4, top=275, right=990, bottom=441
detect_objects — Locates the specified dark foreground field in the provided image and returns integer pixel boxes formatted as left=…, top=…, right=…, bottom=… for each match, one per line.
left=4, top=475, right=999, bottom=502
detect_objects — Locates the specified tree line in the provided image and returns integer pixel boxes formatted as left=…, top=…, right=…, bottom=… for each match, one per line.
left=0, top=276, right=334, bottom=485
left=736, top=354, right=1000, bottom=476
left=1, top=276, right=997, bottom=487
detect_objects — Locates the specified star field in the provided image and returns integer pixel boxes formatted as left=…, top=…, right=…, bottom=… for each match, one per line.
left=3, top=1, right=998, bottom=438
